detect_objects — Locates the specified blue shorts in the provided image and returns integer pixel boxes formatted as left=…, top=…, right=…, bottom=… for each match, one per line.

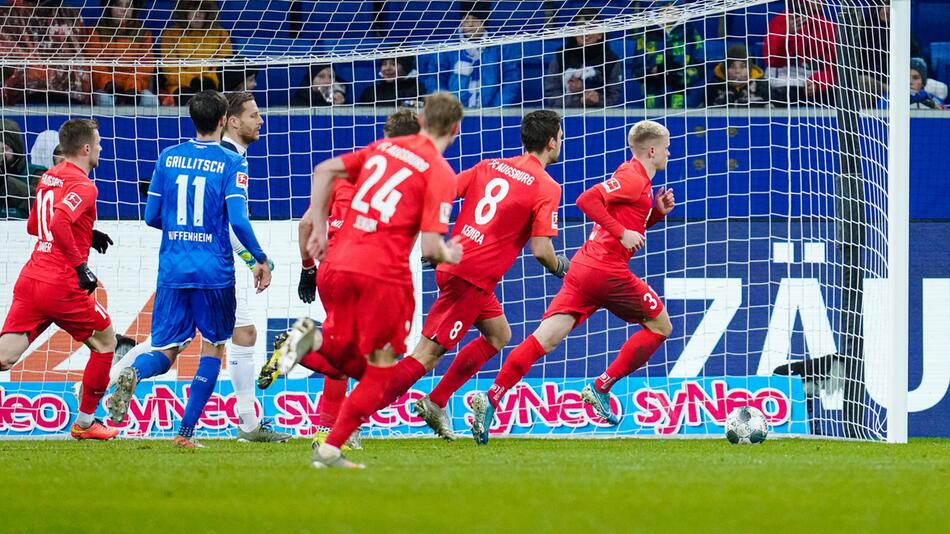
left=150, top=286, right=237, bottom=349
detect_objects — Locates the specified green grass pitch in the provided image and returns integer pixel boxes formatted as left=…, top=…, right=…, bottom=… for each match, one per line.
left=1, top=438, right=947, bottom=532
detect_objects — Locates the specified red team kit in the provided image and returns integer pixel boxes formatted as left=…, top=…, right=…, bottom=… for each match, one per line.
left=2, top=109, right=674, bottom=460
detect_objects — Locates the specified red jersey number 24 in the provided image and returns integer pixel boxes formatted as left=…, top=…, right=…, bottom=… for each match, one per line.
left=351, top=155, right=413, bottom=224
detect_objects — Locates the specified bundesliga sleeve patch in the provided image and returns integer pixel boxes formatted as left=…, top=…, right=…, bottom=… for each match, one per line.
left=602, top=177, right=622, bottom=193
left=236, top=172, right=249, bottom=189
left=63, top=191, right=83, bottom=211
left=551, top=211, right=559, bottom=229
left=440, top=202, right=452, bottom=224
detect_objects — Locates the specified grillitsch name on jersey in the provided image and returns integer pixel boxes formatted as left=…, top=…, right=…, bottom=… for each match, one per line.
left=164, top=155, right=227, bottom=174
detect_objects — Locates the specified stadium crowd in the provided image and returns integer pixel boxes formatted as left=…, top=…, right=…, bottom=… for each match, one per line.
left=0, top=0, right=942, bottom=109
left=0, top=0, right=945, bottom=218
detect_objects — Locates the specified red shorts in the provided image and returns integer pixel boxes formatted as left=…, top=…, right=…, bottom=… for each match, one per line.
left=421, top=272, right=504, bottom=350
left=315, top=263, right=335, bottom=331
left=543, top=261, right=663, bottom=327
left=2, top=276, right=111, bottom=343
left=319, top=267, right=415, bottom=356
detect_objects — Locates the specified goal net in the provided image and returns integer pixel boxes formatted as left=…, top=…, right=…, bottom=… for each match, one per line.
left=0, top=0, right=906, bottom=442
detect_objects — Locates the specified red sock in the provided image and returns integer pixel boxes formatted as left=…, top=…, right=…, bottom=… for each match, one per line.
left=377, top=356, right=426, bottom=411
left=79, top=351, right=112, bottom=414
left=325, top=365, right=389, bottom=448
left=488, top=335, right=545, bottom=410
left=594, top=329, right=667, bottom=393
left=430, top=337, right=498, bottom=408
left=318, top=376, right=348, bottom=428
left=299, top=351, right=345, bottom=380
left=319, top=335, right=366, bottom=380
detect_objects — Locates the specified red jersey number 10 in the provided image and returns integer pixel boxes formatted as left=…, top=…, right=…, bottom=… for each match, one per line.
left=352, top=155, right=413, bottom=224
left=37, top=190, right=56, bottom=242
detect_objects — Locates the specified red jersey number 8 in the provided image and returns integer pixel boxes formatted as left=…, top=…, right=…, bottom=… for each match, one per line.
left=474, top=177, right=510, bottom=225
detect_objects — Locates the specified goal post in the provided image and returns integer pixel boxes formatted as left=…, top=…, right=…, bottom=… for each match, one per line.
left=0, top=0, right=908, bottom=442
left=886, top=0, right=910, bottom=444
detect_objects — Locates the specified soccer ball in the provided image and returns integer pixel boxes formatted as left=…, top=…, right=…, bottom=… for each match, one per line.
left=725, top=406, right=768, bottom=444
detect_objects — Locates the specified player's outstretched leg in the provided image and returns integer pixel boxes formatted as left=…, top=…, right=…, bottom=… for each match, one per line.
left=414, top=395, right=454, bottom=441
left=175, top=355, right=222, bottom=449
left=73, top=333, right=140, bottom=402
left=581, top=317, right=670, bottom=426
left=421, top=335, right=502, bottom=440
left=312, top=364, right=400, bottom=469
left=311, top=376, right=362, bottom=451
left=580, top=385, right=620, bottom=426
left=469, top=392, right=494, bottom=445
left=257, top=331, right=287, bottom=389
left=109, top=350, right=173, bottom=424
left=275, top=318, right=323, bottom=375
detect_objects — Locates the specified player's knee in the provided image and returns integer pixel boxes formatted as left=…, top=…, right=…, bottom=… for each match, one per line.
left=232, top=325, right=256, bottom=346
left=484, top=326, right=511, bottom=351
left=88, top=329, right=117, bottom=353
left=645, top=315, right=673, bottom=338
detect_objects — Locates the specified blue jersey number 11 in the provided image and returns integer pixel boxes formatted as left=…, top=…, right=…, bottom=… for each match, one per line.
left=175, top=174, right=206, bottom=226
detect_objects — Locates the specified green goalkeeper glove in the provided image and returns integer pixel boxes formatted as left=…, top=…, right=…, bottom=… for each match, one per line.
left=237, top=248, right=275, bottom=272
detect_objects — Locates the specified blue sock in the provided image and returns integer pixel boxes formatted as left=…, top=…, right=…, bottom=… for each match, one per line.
left=130, top=351, right=172, bottom=380
left=178, top=356, right=221, bottom=439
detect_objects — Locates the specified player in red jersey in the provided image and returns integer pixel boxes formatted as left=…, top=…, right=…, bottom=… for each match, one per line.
left=391, top=110, right=568, bottom=440
left=275, top=93, right=464, bottom=468
left=257, top=109, right=421, bottom=452
left=469, top=120, right=677, bottom=445
left=0, top=119, right=119, bottom=440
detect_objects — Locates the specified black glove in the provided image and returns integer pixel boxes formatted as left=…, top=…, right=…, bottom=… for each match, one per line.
left=75, top=263, right=98, bottom=294
left=298, top=266, right=317, bottom=303
left=548, top=254, right=569, bottom=279
left=91, top=230, right=113, bottom=254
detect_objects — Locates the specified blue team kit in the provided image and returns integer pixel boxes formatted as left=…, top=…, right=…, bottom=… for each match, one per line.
left=144, top=139, right=265, bottom=347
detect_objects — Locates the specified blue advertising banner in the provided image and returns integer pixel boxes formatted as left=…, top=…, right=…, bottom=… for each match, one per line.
left=0, top=377, right=807, bottom=439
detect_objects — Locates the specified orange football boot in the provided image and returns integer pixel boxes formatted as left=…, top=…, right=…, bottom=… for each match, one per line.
left=70, top=419, right=119, bottom=440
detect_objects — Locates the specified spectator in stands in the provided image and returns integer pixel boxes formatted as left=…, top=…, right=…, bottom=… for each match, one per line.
left=159, top=0, right=233, bottom=105
left=1, top=120, right=43, bottom=217
left=417, top=1, right=520, bottom=108
left=0, top=0, right=92, bottom=106
left=291, top=64, right=348, bottom=106
left=544, top=8, right=621, bottom=108
left=87, top=0, right=158, bottom=107
left=223, top=65, right=259, bottom=92
left=763, top=0, right=836, bottom=106
left=706, top=44, right=769, bottom=107
left=632, top=1, right=705, bottom=109
left=910, top=58, right=945, bottom=110
left=359, top=57, right=425, bottom=107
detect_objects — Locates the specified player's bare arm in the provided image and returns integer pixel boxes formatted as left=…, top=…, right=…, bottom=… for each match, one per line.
left=529, top=236, right=568, bottom=277
left=307, top=157, right=348, bottom=259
